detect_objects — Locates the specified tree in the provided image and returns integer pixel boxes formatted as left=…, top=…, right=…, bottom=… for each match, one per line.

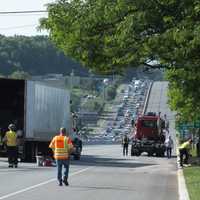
left=166, top=68, right=200, bottom=122
left=40, top=0, right=200, bottom=73
left=0, top=35, right=88, bottom=76
left=106, top=85, right=117, bottom=101
left=40, top=0, right=200, bottom=121
left=9, top=70, right=31, bottom=80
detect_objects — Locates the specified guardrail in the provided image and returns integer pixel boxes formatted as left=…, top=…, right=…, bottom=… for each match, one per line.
left=142, top=81, right=153, bottom=115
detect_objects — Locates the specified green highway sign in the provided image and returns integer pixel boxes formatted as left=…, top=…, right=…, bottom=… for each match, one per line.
left=176, top=121, right=200, bottom=129
left=194, top=121, right=200, bottom=128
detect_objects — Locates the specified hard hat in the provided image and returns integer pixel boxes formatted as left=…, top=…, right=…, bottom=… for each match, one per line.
left=8, top=124, right=16, bottom=131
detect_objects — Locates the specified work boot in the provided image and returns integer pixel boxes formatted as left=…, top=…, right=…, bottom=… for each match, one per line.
left=63, top=176, right=69, bottom=186
left=8, top=164, right=13, bottom=168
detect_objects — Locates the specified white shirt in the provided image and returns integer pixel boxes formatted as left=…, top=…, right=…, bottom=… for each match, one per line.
left=165, top=138, right=173, bottom=148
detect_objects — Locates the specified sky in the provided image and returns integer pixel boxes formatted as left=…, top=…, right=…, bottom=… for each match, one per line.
left=0, top=0, right=55, bottom=36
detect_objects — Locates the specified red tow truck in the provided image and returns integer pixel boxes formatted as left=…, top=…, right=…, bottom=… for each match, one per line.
left=131, top=112, right=166, bottom=157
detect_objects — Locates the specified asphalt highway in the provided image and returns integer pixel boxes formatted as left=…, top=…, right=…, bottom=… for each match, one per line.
left=0, top=144, right=178, bottom=200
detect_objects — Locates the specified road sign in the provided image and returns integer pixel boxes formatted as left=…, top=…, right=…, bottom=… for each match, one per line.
left=177, top=122, right=195, bottom=129
left=194, top=121, right=200, bottom=128
left=176, top=120, right=200, bottom=130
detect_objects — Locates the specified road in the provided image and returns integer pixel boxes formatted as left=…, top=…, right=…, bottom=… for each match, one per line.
left=0, top=81, right=179, bottom=200
left=0, top=144, right=178, bottom=200
left=146, top=81, right=177, bottom=152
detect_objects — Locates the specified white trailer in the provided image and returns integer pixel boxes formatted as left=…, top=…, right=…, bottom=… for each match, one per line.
left=0, top=78, right=70, bottom=161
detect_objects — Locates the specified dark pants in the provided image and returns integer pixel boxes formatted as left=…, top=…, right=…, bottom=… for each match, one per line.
left=166, top=147, right=172, bottom=158
left=56, top=159, right=70, bottom=182
left=179, top=148, right=189, bottom=167
left=7, top=146, right=18, bottom=166
left=123, top=144, right=129, bottom=156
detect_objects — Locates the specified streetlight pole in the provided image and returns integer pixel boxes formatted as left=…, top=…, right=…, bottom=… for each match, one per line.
left=70, top=69, right=74, bottom=90
left=103, top=78, right=109, bottom=102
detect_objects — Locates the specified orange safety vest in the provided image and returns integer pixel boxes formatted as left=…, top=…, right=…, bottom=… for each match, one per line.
left=49, top=135, right=73, bottom=160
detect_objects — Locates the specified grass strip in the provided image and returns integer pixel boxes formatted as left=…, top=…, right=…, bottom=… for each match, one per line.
left=184, top=166, right=200, bottom=200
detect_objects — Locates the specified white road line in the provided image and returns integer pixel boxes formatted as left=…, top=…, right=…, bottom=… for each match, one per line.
left=0, top=166, right=93, bottom=200
left=177, top=169, right=190, bottom=200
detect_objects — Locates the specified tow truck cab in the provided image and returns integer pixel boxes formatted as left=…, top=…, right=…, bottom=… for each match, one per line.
left=131, top=113, right=166, bottom=157
left=135, top=115, right=160, bottom=140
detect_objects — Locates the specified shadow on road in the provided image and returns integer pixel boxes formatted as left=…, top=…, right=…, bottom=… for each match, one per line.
left=71, top=155, right=156, bottom=169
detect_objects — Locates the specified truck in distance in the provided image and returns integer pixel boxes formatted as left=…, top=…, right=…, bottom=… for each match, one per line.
left=131, top=112, right=166, bottom=157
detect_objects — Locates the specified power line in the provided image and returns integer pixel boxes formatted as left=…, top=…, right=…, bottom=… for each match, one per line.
left=0, top=10, right=47, bottom=15
left=0, top=24, right=38, bottom=30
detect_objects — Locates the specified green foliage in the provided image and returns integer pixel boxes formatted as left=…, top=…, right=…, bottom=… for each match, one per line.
left=106, top=85, right=117, bottom=101
left=40, top=0, right=200, bottom=74
left=184, top=166, right=200, bottom=200
left=0, top=35, right=88, bottom=76
left=82, top=97, right=104, bottom=113
left=70, top=88, right=90, bottom=112
left=166, top=68, right=200, bottom=122
left=70, top=92, right=81, bottom=112
left=40, top=0, right=200, bottom=119
left=8, top=70, right=31, bottom=80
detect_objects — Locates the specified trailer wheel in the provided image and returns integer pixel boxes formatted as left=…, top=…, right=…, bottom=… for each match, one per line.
left=131, top=149, right=135, bottom=156
left=148, top=151, right=154, bottom=157
left=156, top=151, right=165, bottom=157
left=135, top=151, right=141, bottom=156
left=160, top=151, right=165, bottom=157
left=131, top=148, right=140, bottom=156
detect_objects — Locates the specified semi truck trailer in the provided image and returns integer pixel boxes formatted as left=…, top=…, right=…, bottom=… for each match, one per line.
left=0, top=78, right=71, bottom=161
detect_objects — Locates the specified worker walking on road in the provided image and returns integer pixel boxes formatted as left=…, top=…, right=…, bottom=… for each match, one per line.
left=3, top=124, right=18, bottom=168
left=49, top=127, right=74, bottom=186
left=179, top=138, right=192, bottom=167
left=164, top=136, right=174, bottom=158
left=122, top=135, right=129, bottom=156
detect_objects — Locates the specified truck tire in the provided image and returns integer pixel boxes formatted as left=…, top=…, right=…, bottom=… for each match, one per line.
left=131, top=149, right=135, bottom=156
left=148, top=151, right=154, bottom=157
left=131, top=148, right=140, bottom=156
left=156, top=150, right=165, bottom=157
left=135, top=151, right=141, bottom=156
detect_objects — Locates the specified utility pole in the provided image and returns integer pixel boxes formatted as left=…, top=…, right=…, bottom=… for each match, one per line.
left=70, top=69, right=74, bottom=90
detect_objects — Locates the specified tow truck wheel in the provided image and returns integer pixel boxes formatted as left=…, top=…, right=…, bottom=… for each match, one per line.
left=131, top=151, right=135, bottom=156
left=148, top=151, right=154, bottom=157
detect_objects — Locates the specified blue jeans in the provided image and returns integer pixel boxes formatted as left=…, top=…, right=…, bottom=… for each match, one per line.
left=56, top=159, right=70, bottom=182
left=166, top=147, right=172, bottom=158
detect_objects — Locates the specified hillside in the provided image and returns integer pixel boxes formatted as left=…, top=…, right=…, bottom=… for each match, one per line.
left=0, top=35, right=89, bottom=76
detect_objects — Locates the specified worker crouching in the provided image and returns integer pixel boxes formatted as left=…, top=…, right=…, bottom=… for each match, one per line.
left=49, top=127, right=74, bottom=186
left=179, top=138, right=192, bottom=167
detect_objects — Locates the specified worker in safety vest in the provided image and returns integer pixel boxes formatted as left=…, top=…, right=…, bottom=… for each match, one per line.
left=49, top=127, right=74, bottom=186
left=3, top=124, right=18, bottom=168
left=179, top=138, right=192, bottom=167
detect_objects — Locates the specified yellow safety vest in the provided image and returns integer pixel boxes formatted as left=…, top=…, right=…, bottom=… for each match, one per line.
left=179, top=141, right=190, bottom=150
left=49, top=135, right=73, bottom=160
left=5, top=131, right=17, bottom=146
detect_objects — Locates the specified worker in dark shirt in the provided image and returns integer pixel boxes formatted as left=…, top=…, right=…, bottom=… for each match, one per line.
left=122, top=135, right=129, bottom=156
